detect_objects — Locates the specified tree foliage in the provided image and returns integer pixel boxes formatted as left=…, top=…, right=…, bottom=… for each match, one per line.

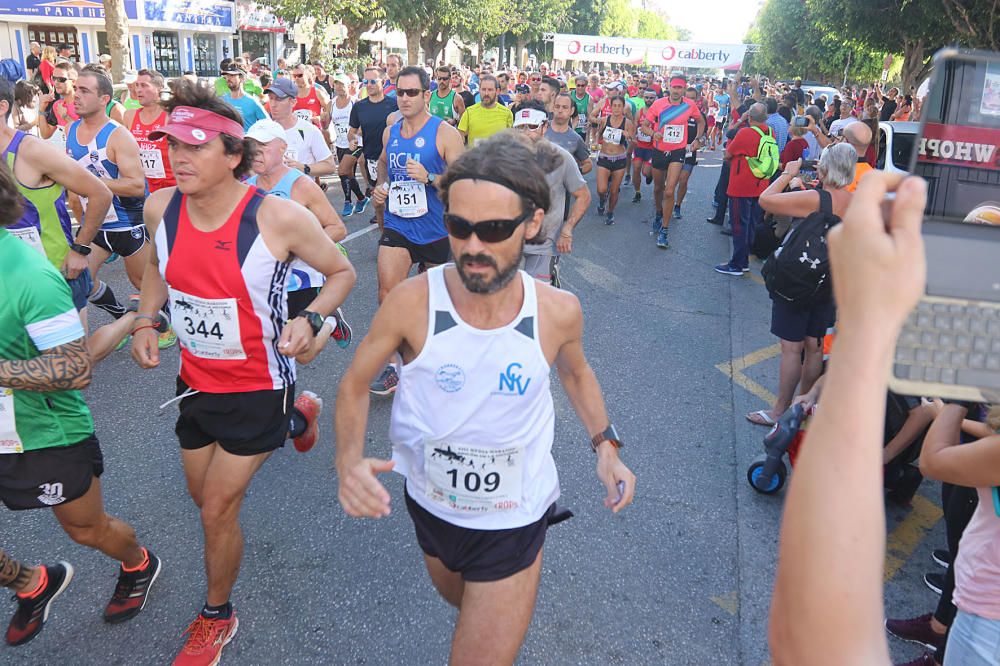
left=749, top=0, right=904, bottom=85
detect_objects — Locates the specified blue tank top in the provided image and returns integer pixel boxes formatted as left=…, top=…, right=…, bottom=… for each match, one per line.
left=246, top=168, right=304, bottom=200
left=65, top=119, right=144, bottom=230
left=246, top=167, right=322, bottom=292
left=384, top=115, right=447, bottom=245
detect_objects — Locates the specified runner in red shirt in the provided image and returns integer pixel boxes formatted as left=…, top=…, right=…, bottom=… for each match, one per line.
left=641, top=74, right=705, bottom=249
left=292, top=63, right=330, bottom=135
left=123, top=69, right=175, bottom=192
left=131, top=81, right=355, bottom=666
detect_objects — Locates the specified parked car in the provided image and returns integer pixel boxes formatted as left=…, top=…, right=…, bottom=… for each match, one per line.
left=875, top=121, right=918, bottom=174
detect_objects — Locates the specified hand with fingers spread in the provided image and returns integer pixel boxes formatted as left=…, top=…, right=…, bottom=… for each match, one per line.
left=337, top=457, right=395, bottom=518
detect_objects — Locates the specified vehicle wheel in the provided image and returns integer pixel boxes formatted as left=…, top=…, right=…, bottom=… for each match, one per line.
left=747, top=457, right=787, bottom=495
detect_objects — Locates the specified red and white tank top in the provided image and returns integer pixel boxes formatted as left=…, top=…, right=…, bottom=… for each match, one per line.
left=155, top=186, right=294, bottom=393
left=129, top=109, right=175, bottom=191
left=293, top=88, right=323, bottom=128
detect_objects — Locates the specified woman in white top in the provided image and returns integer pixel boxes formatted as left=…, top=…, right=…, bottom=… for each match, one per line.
left=9, top=80, right=40, bottom=136
left=331, top=76, right=366, bottom=217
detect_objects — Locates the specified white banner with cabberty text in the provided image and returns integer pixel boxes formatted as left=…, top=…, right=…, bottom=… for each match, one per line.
left=551, top=34, right=747, bottom=71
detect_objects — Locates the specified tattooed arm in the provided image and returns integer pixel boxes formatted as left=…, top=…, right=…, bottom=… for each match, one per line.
left=0, top=339, right=92, bottom=391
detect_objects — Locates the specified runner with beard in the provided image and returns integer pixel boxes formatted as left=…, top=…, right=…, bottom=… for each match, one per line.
left=334, top=131, right=635, bottom=665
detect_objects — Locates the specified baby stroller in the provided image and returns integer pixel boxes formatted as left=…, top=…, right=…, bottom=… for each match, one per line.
left=747, top=404, right=808, bottom=495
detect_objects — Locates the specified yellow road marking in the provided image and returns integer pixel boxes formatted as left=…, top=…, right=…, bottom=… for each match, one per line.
left=884, top=494, right=944, bottom=582
left=710, top=591, right=739, bottom=616
left=716, top=344, right=781, bottom=406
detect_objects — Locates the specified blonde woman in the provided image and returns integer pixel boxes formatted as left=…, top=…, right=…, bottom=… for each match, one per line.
left=38, top=45, right=56, bottom=93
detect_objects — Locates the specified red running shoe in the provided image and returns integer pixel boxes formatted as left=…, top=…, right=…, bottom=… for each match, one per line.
left=5, top=561, right=74, bottom=646
left=173, top=612, right=239, bottom=666
left=293, top=390, right=323, bottom=453
left=104, top=548, right=161, bottom=623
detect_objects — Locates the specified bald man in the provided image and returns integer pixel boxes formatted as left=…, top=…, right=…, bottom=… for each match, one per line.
left=843, top=122, right=873, bottom=192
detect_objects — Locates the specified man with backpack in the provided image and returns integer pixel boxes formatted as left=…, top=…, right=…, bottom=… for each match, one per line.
left=715, top=103, right=777, bottom=275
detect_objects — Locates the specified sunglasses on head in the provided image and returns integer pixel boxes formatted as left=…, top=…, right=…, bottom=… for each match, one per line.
left=444, top=211, right=532, bottom=243
left=52, top=76, right=68, bottom=83
left=396, top=88, right=425, bottom=97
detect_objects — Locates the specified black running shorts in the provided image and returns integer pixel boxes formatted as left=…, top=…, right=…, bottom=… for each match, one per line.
left=404, top=486, right=555, bottom=582
left=92, top=225, right=149, bottom=257
left=379, top=227, right=450, bottom=267
left=651, top=148, right=686, bottom=170
left=287, top=287, right=320, bottom=319
left=0, top=434, right=103, bottom=510
left=174, top=378, right=295, bottom=456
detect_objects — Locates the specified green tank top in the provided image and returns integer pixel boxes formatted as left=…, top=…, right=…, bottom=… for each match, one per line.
left=429, top=89, right=456, bottom=121
left=572, top=92, right=590, bottom=135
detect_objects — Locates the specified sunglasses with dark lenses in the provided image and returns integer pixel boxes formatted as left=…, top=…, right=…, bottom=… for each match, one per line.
left=52, top=76, right=68, bottom=83
left=293, top=74, right=304, bottom=78
left=437, top=76, right=450, bottom=82
left=530, top=77, right=541, bottom=82
left=396, top=88, right=425, bottom=97
left=444, top=211, right=531, bottom=243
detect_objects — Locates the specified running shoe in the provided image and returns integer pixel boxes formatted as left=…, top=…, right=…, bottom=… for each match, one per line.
left=623, top=172, right=631, bottom=186
left=115, top=334, right=131, bottom=352
left=353, top=197, right=370, bottom=215
left=173, top=612, right=239, bottom=666
left=632, top=191, right=641, bottom=203
left=714, top=263, right=742, bottom=276
left=596, top=201, right=606, bottom=216
left=645, top=172, right=652, bottom=185
left=341, top=201, right=354, bottom=217
left=885, top=613, right=946, bottom=651
left=292, top=391, right=323, bottom=453
left=103, top=252, right=120, bottom=265
left=706, top=215, right=724, bottom=226
left=6, top=561, right=74, bottom=646
left=605, top=212, right=615, bottom=226
left=103, top=548, right=161, bottom=624
left=329, top=308, right=353, bottom=349
left=924, top=572, right=944, bottom=595
left=931, top=549, right=951, bottom=569
left=370, top=365, right=399, bottom=396
left=158, top=329, right=178, bottom=350
left=656, top=227, right=669, bottom=248
left=673, top=205, right=682, bottom=219
left=650, top=213, right=662, bottom=235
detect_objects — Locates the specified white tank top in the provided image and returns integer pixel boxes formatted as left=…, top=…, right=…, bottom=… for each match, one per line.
left=331, top=98, right=353, bottom=149
left=390, top=265, right=558, bottom=530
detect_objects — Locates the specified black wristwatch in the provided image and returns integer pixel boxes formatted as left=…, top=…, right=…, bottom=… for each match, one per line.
left=299, top=310, right=323, bottom=336
left=70, top=242, right=92, bottom=256
left=303, top=164, right=311, bottom=175
left=590, top=424, right=623, bottom=453
left=427, top=172, right=437, bottom=185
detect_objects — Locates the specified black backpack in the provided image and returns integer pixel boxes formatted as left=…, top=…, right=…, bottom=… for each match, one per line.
left=762, top=188, right=839, bottom=306
left=752, top=212, right=783, bottom=259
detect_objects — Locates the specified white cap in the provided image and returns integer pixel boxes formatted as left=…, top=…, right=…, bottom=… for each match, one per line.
left=512, top=108, right=548, bottom=128
left=122, top=70, right=138, bottom=84
left=246, top=119, right=287, bottom=144
left=98, top=53, right=111, bottom=63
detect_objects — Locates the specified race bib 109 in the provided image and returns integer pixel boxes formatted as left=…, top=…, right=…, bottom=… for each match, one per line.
left=424, top=442, right=523, bottom=513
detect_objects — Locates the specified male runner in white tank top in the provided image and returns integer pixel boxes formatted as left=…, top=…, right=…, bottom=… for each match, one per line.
left=335, top=132, right=635, bottom=664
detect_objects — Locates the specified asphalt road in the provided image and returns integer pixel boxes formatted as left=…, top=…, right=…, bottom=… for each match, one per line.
left=6, top=149, right=947, bottom=665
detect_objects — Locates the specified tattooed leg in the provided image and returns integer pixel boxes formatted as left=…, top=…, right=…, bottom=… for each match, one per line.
left=0, top=549, right=37, bottom=593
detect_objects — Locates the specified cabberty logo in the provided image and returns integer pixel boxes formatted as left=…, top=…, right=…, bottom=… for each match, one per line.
left=661, top=46, right=731, bottom=64
left=567, top=40, right=633, bottom=59
left=495, top=362, right=530, bottom=396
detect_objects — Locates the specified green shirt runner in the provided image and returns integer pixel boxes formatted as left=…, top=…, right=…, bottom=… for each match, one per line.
left=571, top=92, right=590, bottom=136
left=429, top=89, right=457, bottom=122
left=0, top=229, right=93, bottom=453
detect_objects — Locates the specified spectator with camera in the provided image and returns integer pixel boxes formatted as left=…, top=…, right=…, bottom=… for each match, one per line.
left=746, top=144, right=856, bottom=426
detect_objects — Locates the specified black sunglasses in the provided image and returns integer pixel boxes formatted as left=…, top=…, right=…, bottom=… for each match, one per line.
left=444, top=211, right=531, bottom=243
left=52, top=76, right=68, bottom=83
left=396, top=88, right=424, bottom=97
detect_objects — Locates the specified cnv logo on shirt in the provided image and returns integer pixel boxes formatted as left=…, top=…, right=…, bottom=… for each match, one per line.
left=495, top=362, right=531, bottom=396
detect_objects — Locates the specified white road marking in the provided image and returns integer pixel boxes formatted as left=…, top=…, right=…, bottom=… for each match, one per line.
left=342, top=224, right=380, bottom=243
